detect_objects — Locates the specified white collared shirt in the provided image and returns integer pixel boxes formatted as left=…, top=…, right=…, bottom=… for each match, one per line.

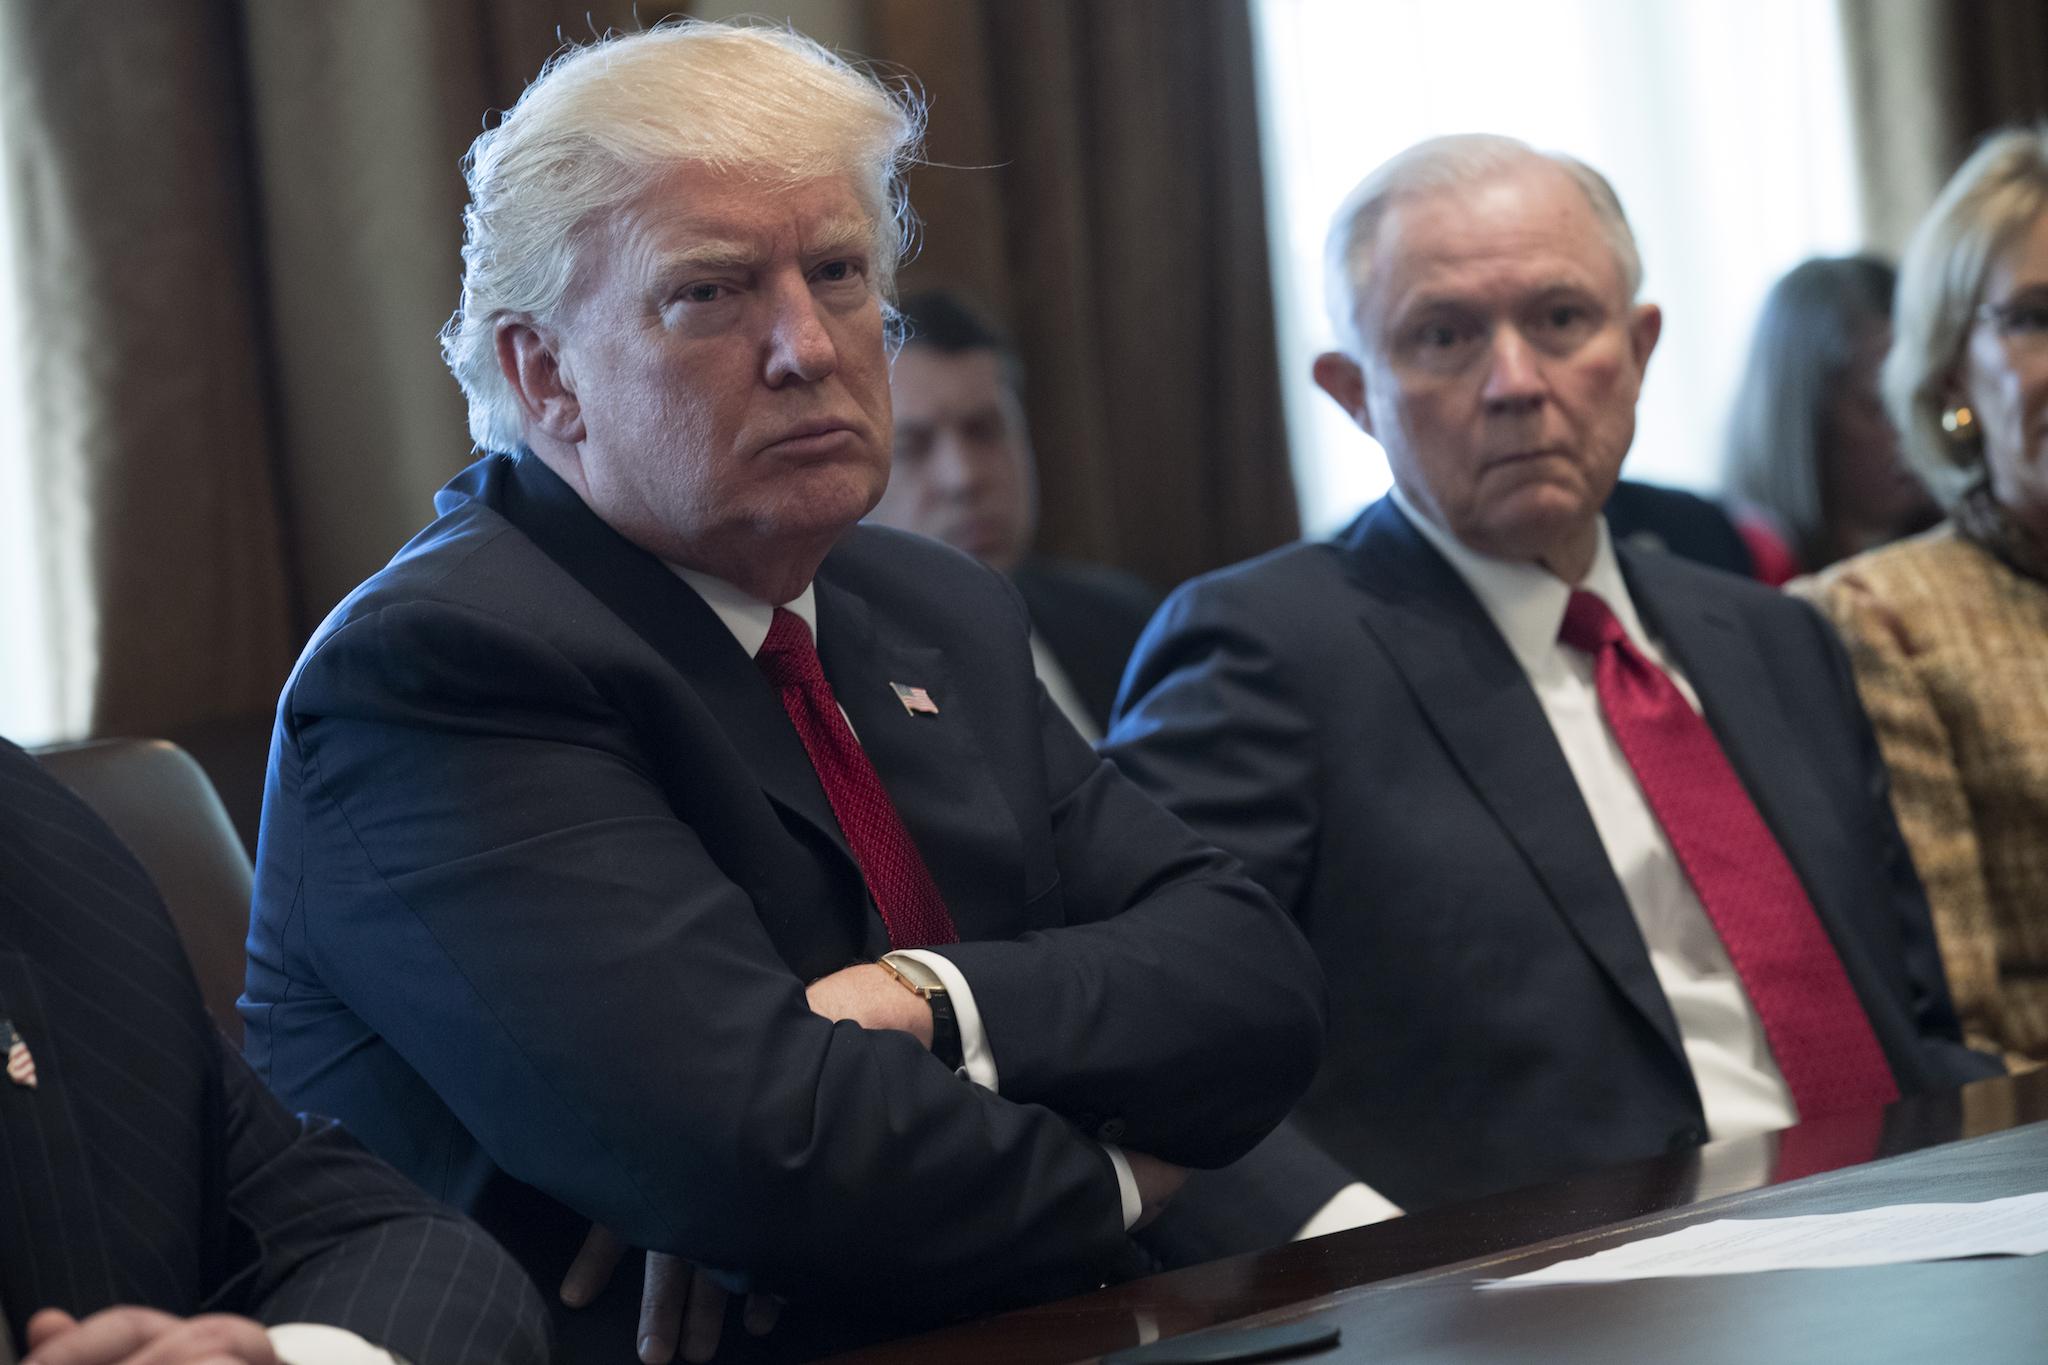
left=1029, top=632, right=1101, bottom=743
left=1389, top=486, right=1797, bottom=1141
left=669, top=565, right=1141, bottom=1228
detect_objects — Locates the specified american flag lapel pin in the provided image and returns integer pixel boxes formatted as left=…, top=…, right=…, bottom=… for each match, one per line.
left=4, top=1018, right=36, bottom=1089
left=890, top=681, right=940, bottom=716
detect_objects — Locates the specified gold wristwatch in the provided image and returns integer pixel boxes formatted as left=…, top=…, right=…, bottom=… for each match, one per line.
left=878, top=952, right=964, bottom=1071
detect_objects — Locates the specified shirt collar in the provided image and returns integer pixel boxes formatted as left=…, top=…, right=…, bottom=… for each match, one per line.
left=1387, top=483, right=1653, bottom=674
left=669, top=565, right=819, bottom=658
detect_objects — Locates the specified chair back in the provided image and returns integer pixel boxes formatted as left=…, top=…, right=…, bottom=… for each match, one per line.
left=32, top=737, right=253, bottom=1044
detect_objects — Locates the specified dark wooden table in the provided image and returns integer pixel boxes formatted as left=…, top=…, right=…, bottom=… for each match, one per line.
left=828, top=1067, right=2048, bottom=1363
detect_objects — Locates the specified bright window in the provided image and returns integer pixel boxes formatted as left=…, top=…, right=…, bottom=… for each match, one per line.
left=1253, top=0, right=1864, bottom=536
left=0, top=87, right=89, bottom=744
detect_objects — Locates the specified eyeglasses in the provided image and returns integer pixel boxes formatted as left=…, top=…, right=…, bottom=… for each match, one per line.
left=1976, top=294, right=2048, bottom=352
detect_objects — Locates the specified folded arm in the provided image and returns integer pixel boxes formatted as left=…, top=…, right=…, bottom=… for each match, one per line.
left=285, top=600, right=1137, bottom=1315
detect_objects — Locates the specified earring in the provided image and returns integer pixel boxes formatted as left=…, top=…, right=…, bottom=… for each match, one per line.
left=1941, top=405, right=1976, bottom=443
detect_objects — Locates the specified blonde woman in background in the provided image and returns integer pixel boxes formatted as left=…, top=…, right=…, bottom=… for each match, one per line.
left=1793, top=125, right=2048, bottom=1068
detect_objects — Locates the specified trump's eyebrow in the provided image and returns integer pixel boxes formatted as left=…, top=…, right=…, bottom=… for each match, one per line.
left=801, top=214, right=880, bottom=259
left=658, top=239, right=758, bottom=273
left=649, top=215, right=878, bottom=278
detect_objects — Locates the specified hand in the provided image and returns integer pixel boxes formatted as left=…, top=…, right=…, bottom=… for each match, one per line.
left=805, top=963, right=932, bottom=1047
left=23, top=1307, right=278, bottom=1365
left=561, top=1223, right=781, bottom=1364
left=1125, top=1151, right=1191, bottom=1231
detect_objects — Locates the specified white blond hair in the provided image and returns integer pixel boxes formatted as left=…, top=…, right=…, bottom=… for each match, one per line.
left=1884, top=124, right=2048, bottom=505
left=1321, top=133, right=1643, bottom=356
left=440, top=19, right=925, bottom=452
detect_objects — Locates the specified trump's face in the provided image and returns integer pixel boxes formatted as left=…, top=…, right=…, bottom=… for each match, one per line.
left=1315, top=162, right=1661, bottom=580
left=539, top=164, right=894, bottom=588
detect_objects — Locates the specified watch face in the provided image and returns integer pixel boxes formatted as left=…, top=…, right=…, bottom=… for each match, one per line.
left=883, top=953, right=945, bottom=996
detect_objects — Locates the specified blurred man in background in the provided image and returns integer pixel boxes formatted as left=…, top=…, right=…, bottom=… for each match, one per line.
left=870, top=290, right=1159, bottom=737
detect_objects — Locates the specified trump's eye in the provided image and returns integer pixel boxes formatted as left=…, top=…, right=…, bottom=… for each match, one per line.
left=677, top=282, right=729, bottom=305
left=814, top=258, right=866, bottom=285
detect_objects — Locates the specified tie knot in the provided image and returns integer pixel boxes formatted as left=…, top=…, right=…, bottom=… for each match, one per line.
left=756, top=606, right=821, bottom=689
left=1559, top=589, right=1626, bottom=654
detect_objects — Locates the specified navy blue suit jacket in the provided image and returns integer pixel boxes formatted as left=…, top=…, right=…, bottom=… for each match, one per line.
left=0, top=740, right=547, bottom=1363
left=243, top=453, right=1323, bottom=1356
left=1106, top=496, right=1998, bottom=1214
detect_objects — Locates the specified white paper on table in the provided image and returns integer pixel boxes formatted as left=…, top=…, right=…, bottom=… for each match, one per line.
left=1478, top=1190, right=2048, bottom=1289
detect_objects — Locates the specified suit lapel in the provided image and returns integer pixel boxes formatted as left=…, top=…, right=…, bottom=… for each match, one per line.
left=1346, top=501, right=1687, bottom=1061
left=485, top=454, right=850, bottom=860
left=815, top=576, right=1025, bottom=944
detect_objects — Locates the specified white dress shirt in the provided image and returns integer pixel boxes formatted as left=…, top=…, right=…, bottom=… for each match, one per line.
left=1390, top=487, right=1798, bottom=1140
left=1029, top=632, right=1101, bottom=742
left=672, top=566, right=1141, bottom=1228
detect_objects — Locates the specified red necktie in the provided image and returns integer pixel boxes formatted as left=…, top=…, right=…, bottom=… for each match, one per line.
left=1558, top=590, right=1897, bottom=1120
left=756, top=607, right=958, bottom=948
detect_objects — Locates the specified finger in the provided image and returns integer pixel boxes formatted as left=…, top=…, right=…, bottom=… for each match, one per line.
left=24, top=1309, right=78, bottom=1350
left=637, top=1253, right=689, bottom=1364
left=123, top=1315, right=277, bottom=1365
left=679, top=1274, right=729, bottom=1364
left=742, top=1293, right=783, bottom=1337
left=23, top=1305, right=179, bottom=1364
left=562, top=1223, right=628, bottom=1307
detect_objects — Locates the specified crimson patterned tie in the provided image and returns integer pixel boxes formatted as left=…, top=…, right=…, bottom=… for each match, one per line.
left=756, top=607, right=958, bottom=948
left=1558, top=589, right=1898, bottom=1120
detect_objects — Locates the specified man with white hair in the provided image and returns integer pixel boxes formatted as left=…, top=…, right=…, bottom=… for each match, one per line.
left=1106, top=134, right=1997, bottom=1223
left=241, top=21, right=1323, bottom=1362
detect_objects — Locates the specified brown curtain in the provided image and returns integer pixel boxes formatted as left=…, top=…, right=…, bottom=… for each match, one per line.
left=239, top=0, right=658, bottom=629
left=0, top=0, right=295, bottom=738
left=1841, top=0, right=2048, bottom=254
left=865, top=0, right=1299, bottom=589
left=0, top=0, right=662, bottom=743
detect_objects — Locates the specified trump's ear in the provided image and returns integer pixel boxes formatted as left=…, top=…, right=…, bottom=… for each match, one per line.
left=498, top=319, right=587, bottom=444
left=1312, top=352, right=1373, bottom=434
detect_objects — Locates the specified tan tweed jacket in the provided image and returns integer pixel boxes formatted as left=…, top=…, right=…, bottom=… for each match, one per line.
left=1793, top=525, right=2048, bottom=1067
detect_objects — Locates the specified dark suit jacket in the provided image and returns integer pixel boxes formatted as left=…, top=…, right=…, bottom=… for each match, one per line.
left=0, top=740, right=548, bottom=1364
left=243, top=452, right=1323, bottom=1357
left=1011, top=557, right=1161, bottom=732
left=1106, top=496, right=1998, bottom=1215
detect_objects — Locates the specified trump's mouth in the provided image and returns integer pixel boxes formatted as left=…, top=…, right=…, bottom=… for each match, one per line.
left=761, top=419, right=861, bottom=458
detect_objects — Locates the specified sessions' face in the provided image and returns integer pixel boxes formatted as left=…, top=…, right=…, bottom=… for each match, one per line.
left=1316, top=162, right=1660, bottom=581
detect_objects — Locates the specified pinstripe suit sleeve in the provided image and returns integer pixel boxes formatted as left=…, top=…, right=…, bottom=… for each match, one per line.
left=1, top=736, right=549, bottom=1365
left=216, top=1038, right=553, bottom=1365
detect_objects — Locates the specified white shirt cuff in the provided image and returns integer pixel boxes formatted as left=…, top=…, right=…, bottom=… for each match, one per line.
left=1102, top=1142, right=1143, bottom=1230
left=268, top=1323, right=400, bottom=1364
left=893, top=948, right=998, bottom=1091
left=1292, top=1181, right=1404, bottom=1240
